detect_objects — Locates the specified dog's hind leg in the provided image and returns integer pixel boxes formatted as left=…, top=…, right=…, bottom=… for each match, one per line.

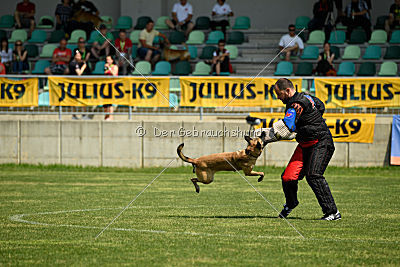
left=191, top=178, right=200, bottom=193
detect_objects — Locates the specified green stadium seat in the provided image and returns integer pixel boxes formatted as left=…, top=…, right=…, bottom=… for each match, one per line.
left=66, top=43, right=77, bottom=51
left=199, top=46, right=217, bottom=59
left=188, top=45, right=197, bottom=59
left=132, top=44, right=137, bottom=59
left=337, top=62, right=355, bottom=76
left=87, top=30, right=99, bottom=44
left=172, top=60, right=191, bottom=75
left=330, top=45, right=340, bottom=59
left=115, top=16, right=133, bottom=30
left=129, top=30, right=141, bottom=44
left=227, top=31, right=244, bottom=44
left=9, top=29, right=27, bottom=43
left=300, top=46, right=319, bottom=59
left=169, top=93, right=179, bottom=107
left=25, top=44, right=39, bottom=58
left=362, top=45, right=381, bottom=59
left=357, top=62, right=376, bottom=76
left=295, top=16, right=310, bottom=30
left=152, top=61, right=171, bottom=75
left=32, top=60, right=50, bottom=74
left=375, top=15, right=388, bottom=30
left=328, top=31, right=346, bottom=44
left=0, top=15, right=14, bottom=28
left=307, top=30, right=325, bottom=44
left=232, top=16, right=251, bottom=30
left=335, top=22, right=347, bottom=30
left=132, top=61, right=151, bottom=75
left=155, top=16, right=169, bottom=30
left=38, top=91, right=50, bottom=106
left=378, top=61, right=398, bottom=76
left=342, top=45, right=361, bottom=59
left=0, top=30, right=6, bottom=40
left=135, top=16, right=151, bottom=30
left=92, top=61, right=106, bottom=74
left=384, top=46, right=400, bottom=59
left=28, top=29, right=47, bottom=43
left=349, top=29, right=367, bottom=44
left=48, top=30, right=65, bottom=43
left=389, top=30, right=400, bottom=44
left=36, top=15, right=54, bottom=29
left=100, top=16, right=113, bottom=29
left=274, top=61, right=293, bottom=76
left=295, top=62, right=313, bottom=76
left=195, top=16, right=210, bottom=30
left=169, top=31, right=185, bottom=44
left=225, top=45, right=238, bottom=59
left=369, top=30, right=387, bottom=44
left=40, top=44, right=57, bottom=58
left=69, top=30, right=86, bottom=43
left=186, top=30, right=205, bottom=44
left=110, top=30, right=119, bottom=41
left=206, top=30, right=224, bottom=44
left=192, top=61, right=211, bottom=75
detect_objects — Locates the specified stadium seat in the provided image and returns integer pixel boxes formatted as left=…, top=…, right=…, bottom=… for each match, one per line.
left=274, top=61, right=293, bottom=76
left=378, top=61, right=398, bottom=76
left=300, top=46, right=319, bottom=59
left=38, top=91, right=50, bottom=106
left=100, top=15, right=113, bottom=29
left=92, top=61, right=106, bottom=74
left=188, top=45, right=197, bottom=59
left=369, top=30, right=387, bottom=44
left=342, top=45, right=361, bottom=60
left=36, top=15, right=54, bottom=29
left=295, top=62, right=313, bottom=76
left=25, top=44, right=39, bottom=58
left=8, top=29, right=28, bottom=43
left=186, top=30, right=205, bottom=45
left=335, top=22, right=347, bottom=30
left=357, top=62, right=376, bottom=76
left=39, top=44, right=57, bottom=58
left=362, top=45, right=381, bottom=59
left=295, top=16, right=310, bottom=30
left=227, top=31, right=244, bottom=44
left=337, top=62, right=355, bottom=76
left=48, top=30, right=65, bottom=43
left=0, top=30, right=6, bottom=40
left=172, top=60, right=191, bottom=75
left=199, top=46, right=217, bottom=59
left=110, top=30, right=119, bottom=41
left=69, top=30, right=86, bottom=43
left=330, top=45, right=340, bottom=59
left=375, top=15, right=389, bottom=30
left=349, top=29, right=367, bottom=44
left=32, top=60, right=50, bottom=74
left=225, top=45, right=238, bottom=59
left=132, top=45, right=137, bottom=59
left=384, top=46, right=400, bottom=59
left=129, top=30, right=141, bottom=44
left=389, top=30, right=400, bottom=44
left=307, top=30, right=325, bottom=44
left=152, top=61, right=171, bottom=75
left=328, top=31, right=346, bottom=44
left=0, top=15, right=14, bottom=28
left=169, top=31, right=185, bottom=44
left=87, top=30, right=99, bottom=44
left=232, top=16, right=251, bottom=30
left=206, top=30, right=224, bottom=44
left=66, top=44, right=77, bottom=51
left=132, top=61, right=151, bottom=75
left=115, top=16, right=133, bottom=29
left=28, top=29, right=47, bottom=43
left=155, top=16, right=169, bottom=30
left=192, top=61, right=211, bottom=75
left=135, top=16, right=151, bottom=30
left=195, top=16, right=210, bottom=30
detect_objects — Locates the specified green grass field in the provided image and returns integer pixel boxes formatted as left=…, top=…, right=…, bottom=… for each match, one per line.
left=0, top=164, right=399, bottom=266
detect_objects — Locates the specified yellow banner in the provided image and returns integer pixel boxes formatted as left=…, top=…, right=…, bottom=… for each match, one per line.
left=315, top=78, right=400, bottom=108
left=0, top=78, right=38, bottom=107
left=180, top=77, right=302, bottom=107
left=49, top=77, right=170, bottom=107
left=250, top=112, right=376, bottom=143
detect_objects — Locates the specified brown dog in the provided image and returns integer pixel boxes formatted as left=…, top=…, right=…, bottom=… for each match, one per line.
left=177, top=132, right=267, bottom=193
left=72, top=10, right=109, bottom=28
left=163, top=44, right=191, bottom=62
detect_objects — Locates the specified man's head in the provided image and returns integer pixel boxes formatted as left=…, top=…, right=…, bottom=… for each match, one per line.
left=145, top=20, right=154, bottom=32
left=180, top=0, right=187, bottom=5
left=78, top=37, right=85, bottom=47
left=217, top=0, right=225, bottom=5
left=59, top=38, right=67, bottom=50
left=99, top=24, right=107, bottom=35
left=288, top=24, right=296, bottom=37
left=351, top=0, right=359, bottom=3
left=274, top=78, right=296, bottom=104
left=119, top=29, right=126, bottom=40
left=23, top=0, right=29, bottom=4
left=218, top=39, right=226, bottom=49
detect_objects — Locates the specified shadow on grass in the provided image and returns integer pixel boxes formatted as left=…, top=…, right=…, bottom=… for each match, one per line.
left=165, top=215, right=311, bottom=220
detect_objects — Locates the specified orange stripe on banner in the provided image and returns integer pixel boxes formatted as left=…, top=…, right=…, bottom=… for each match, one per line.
left=390, top=156, right=400, bottom=165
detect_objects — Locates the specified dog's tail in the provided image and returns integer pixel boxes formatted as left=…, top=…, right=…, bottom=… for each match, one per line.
left=177, top=143, right=196, bottom=164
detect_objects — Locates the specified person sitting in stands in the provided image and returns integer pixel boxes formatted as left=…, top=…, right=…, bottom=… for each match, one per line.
left=210, top=0, right=234, bottom=37
left=212, top=39, right=230, bottom=75
left=91, top=24, right=113, bottom=60
left=45, top=38, right=72, bottom=75
left=12, top=40, right=29, bottom=74
left=15, top=0, right=35, bottom=37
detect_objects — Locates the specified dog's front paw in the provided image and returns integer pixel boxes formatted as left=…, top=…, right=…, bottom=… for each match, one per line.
left=258, top=174, right=264, bottom=182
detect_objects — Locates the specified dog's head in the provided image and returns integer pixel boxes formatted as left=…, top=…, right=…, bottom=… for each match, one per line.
left=244, top=131, right=267, bottom=158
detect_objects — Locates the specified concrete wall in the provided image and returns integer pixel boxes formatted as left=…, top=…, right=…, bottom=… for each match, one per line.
left=0, top=117, right=392, bottom=168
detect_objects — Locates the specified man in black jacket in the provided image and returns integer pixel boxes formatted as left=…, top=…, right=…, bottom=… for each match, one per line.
left=256, top=78, right=341, bottom=221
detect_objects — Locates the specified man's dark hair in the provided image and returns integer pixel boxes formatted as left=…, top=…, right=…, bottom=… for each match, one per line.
left=275, top=78, right=294, bottom=91
left=99, top=24, right=107, bottom=30
left=119, top=29, right=126, bottom=33
left=218, top=39, right=226, bottom=45
left=147, top=19, right=154, bottom=24
left=288, top=24, right=295, bottom=29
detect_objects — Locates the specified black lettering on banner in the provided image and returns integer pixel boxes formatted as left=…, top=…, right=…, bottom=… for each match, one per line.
left=198, top=83, right=210, bottom=99
left=349, top=119, right=361, bottom=134
left=67, top=83, right=79, bottom=99
left=336, top=119, right=348, bottom=135
left=114, top=83, right=124, bottom=99
left=132, top=83, right=144, bottom=99
left=58, top=83, right=65, bottom=101
left=349, top=84, right=359, bottom=100
left=93, top=83, right=98, bottom=99
left=325, top=84, right=332, bottom=104
left=82, top=83, right=91, bottom=99
left=246, top=84, right=256, bottom=99
left=214, top=83, right=223, bottom=99
left=335, top=84, right=347, bottom=100
left=145, top=83, right=157, bottom=99
left=361, top=84, right=366, bottom=100
left=383, top=84, right=394, bottom=100
left=231, top=84, right=244, bottom=99
left=100, top=84, right=112, bottom=99
left=13, top=84, right=25, bottom=99
left=368, top=84, right=381, bottom=100
left=1, top=83, right=13, bottom=99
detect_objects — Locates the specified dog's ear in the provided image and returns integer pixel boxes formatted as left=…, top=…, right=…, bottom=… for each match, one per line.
left=244, top=135, right=252, bottom=143
left=256, top=142, right=262, bottom=149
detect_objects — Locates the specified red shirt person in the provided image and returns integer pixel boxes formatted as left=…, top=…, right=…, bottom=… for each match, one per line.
left=45, top=39, right=72, bottom=75
left=15, top=0, right=35, bottom=36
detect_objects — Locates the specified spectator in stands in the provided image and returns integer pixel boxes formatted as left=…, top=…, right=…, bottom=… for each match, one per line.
left=315, top=42, right=336, bottom=76
left=138, top=20, right=169, bottom=66
left=55, top=0, right=73, bottom=32
left=70, top=49, right=88, bottom=120
left=308, top=0, right=334, bottom=42
left=212, top=39, right=230, bottom=75
left=74, top=37, right=91, bottom=63
left=12, top=40, right=29, bottom=74
left=115, top=29, right=133, bottom=75
left=14, top=0, right=35, bottom=37
left=45, top=38, right=72, bottom=75
left=278, top=24, right=304, bottom=61
left=385, top=0, right=400, bottom=33
left=91, top=24, right=113, bottom=60
left=0, top=55, right=5, bottom=74
left=103, top=55, right=118, bottom=121
left=165, top=0, right=195, bottom=37
left=210, top=0, right=234, bottom=37
left=343, top=0, right=371, bottom=40
left=0, top=38, right=12, bottom=73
